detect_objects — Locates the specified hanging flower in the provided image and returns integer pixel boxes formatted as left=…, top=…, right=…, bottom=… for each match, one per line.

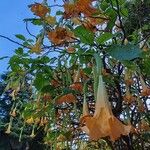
left=30, top=37, right=42, bottom=54
left=63, top=3, right=79, bottom=19
left=29, top=3, right=49, bottom=18
left=10, top=108, right=16, bottom=117
left=5, top=123, right=11, bottom=134
left=80, top=75, right=132, bottom=141
left=34, top=117, right=40, bottom=124
left=75, top=0, right=98, bottom=17
left=26, top=117, right=34, bottom=124
left=44, top=15, right=56, bottom=25
left=47, top=27, right=74, bottom=45
left=30, top=125, right=36, bottom=138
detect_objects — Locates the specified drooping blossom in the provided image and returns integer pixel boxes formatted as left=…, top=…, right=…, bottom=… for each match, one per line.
left=80, top=75, right=132, bottom=141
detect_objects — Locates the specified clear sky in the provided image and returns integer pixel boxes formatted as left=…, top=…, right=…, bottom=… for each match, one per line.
left=0, top=0, right=61, bottom=73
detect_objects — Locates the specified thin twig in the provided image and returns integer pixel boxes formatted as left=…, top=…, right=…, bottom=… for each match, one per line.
left=25, top=22, right=37, bottom=38
left=49, top=4, right=63, bottom=8
left=109, top=0, right=126, bottom=44
left=0, top=34, right=30, bottom=49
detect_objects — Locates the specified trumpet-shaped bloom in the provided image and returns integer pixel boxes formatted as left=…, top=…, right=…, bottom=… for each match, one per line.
left=30, top=37, right=42, bottom=54
left=80, top=75, right=132, bottom=141
left=47, top=27, right=74, bottom=45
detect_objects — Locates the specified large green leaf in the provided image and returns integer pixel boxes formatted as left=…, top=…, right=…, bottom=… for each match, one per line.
left=107, top=44, right=141, bottom=61
left=34, top=73, right=49, bottom=90
left=96, top=33, right=112, bottom=44
left=73, top=26, right=94, bottom=45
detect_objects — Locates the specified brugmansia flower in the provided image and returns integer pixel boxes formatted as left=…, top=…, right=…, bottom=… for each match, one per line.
left=63, top=0, right=98, bottom=19
left=44, top=16, right=56, bottom=25
left=26, top=117, right=34, bottom=124
left=30, top=125, right=36, bottom=138
left=63, top=3, right=79, bottom=19
left=29, top=3, right=49, bottom=18
left=80, top=75, right=132, bottom=141
left=5, top=123, right=11, bottom=134
left=47, top=27, right=74, bottom=45
left=9, top=108, right=17, bottom=117
left=75, top=0, right=98, bottom=17
left=30, top=37, right=42, bottom=54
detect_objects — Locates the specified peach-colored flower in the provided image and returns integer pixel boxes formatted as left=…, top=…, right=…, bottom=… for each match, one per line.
left=30, top=3, right=49, bottom=18
left=10, top=108, right=16, bottom=117
left=47, top=27, right=74, bottom=45
left=63, top=3, right=79, bottom=19
left=30, top=37, right=42, bottom=54
left=80, top=75, right=132, bottom=141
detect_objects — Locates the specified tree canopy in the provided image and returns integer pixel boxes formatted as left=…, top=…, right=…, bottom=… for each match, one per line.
left=0, top=0, right=150, bottom=149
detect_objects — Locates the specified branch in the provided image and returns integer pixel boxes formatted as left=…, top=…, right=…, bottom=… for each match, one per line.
left=110, top=0, right=126, bottom=44
left=49, top=4, right=63, bottom=7
left=0, top=34, right=30, bottom=49
left=25, top=22, right=37, bottom=38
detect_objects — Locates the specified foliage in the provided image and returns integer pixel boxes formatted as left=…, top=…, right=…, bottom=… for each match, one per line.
left=1, top=0, right=150, bottom=149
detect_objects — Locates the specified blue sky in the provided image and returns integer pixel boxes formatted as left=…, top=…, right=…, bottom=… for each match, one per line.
left=0, top=0, right=62, bottom=73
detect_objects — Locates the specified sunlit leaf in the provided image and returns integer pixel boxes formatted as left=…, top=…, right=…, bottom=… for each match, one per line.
left=74, top=26, right=94, bottom=45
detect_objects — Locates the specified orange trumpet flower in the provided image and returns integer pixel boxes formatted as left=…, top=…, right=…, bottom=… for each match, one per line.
left=80, top=75, right=132, bottom=141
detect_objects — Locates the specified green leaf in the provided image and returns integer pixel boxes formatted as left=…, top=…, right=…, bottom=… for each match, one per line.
left=15, top=34, right=26, bottom=41
left=121, top=8, right=128, bottom=17
left=56, top=10, right=63, bottom=15
left=107, top=44, right=141, bottom=61
left=34, top=73, right=49, bottom=90
left=32, top=19, right=42, bottom=25
left=105, top=8, right=117, bottom=30
left=15, top=47, right=23, bottom=55
left=74, top=26, right=94, bottom=45
left=96, top=33, right=112, bottom=44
